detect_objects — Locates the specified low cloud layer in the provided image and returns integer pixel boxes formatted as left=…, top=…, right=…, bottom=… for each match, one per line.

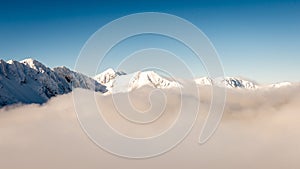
left=0, top=85, right=300, bottom=169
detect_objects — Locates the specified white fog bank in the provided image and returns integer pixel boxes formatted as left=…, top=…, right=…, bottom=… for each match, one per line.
left=0, top=85, right=300, bottom=169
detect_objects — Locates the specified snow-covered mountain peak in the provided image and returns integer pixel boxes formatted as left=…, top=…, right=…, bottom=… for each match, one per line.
left=94, top=68, right=116, bottom=84
left=6, top=59, right=15, bottom=64
left=221, top=77, right=257, bottom=89
left=21, top=58, right=38, bottom=65
left=102, top=68, right=115, bottom=75
left=195, top=77, right=213, bottom=86
left=95, top=70, right=182, bottom=94
left=194, top=76, right=258, bottom=89
left=93, top=68, right=127, bottom=89
left=20, top=58, right=47, bottom=73
left=94, top=68, right=118, bottom=90
left=129, top=71, right=181, bottom=89
left=5, top=59, right=23, bottom=65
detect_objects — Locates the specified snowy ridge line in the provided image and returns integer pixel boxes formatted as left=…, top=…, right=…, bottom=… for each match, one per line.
left=194, top=77, right=294, bottom=90
left=93, top=69, right=182, bottom=94
left=0, top=58, right=297, bottom=107
left=0, top=58, right=106, bottom=107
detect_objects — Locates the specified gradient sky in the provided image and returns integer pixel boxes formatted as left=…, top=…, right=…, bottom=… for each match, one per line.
left=0, top=0, right=299, bottom=83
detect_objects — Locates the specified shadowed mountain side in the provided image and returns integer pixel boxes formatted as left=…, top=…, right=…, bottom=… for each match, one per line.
left=0, top=59, right=106, bottom=107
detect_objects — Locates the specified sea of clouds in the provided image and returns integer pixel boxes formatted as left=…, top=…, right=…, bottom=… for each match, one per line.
left=0, top=85, right=300, bottom=169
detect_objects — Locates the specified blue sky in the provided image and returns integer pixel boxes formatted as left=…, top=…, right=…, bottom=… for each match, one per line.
left=0, top=0, right=299, bottom=83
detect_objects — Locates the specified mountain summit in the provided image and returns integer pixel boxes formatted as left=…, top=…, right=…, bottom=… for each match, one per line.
left=93, top=69, right=181, bottom=93
left=194, top=77, right=258, bottom=89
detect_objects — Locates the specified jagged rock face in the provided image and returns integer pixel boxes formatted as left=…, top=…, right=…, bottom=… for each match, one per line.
left=221, top=77, right=257, bottom=89
left=53, top=66, right=106, bottom=92
left=0, top=59, right=106, bottom=107
left=20, top=59, right=72, bottom=97
left=0, top=59, right=68, bottom=106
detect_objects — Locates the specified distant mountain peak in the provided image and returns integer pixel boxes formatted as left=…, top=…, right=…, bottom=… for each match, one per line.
left=6, top=59, right=15, bottom=64
left=221, top=77, right=257, bottom=89
left=93, top=69, right=181, bottom=93
left=20, top=58, right=47, bottom=73
left=194, top=77, right=213, bottom=86
left=129, top=71, right=180, bottom=89
left=20, top=58, right=40, bottom=65
left=94, top=68, right=118, bottom=90
left=195, top=76, right=258, bottom=89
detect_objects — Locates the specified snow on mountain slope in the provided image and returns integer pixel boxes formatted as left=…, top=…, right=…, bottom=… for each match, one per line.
left=194, top=77, right=213, bottom=86
left=54, top=66, right=106, bottom=92
left=0, top=59, right=106, bottom=107
left=0, top=58, right=297, bottom=107
left=94, top=68, right=116, bottom=84
left=1, top=59, right=52, bottom=106
left=219, top=77, right=258, bottom=89
left=93, top=68, right=126, bottom=90
left=129, top=71, right=181, bottom=89
left=0, top=58, right=181, bottom=106
left=94, top=69, right=181, bottom=93
left=110, top=73, right=135, bottom=93
left=195, top=77, right=258, bottom=89
left=20, top=58, right=49, bottom=73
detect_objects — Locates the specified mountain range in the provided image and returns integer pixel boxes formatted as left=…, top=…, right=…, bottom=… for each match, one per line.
left=0, top=58, right=294, bottom=107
